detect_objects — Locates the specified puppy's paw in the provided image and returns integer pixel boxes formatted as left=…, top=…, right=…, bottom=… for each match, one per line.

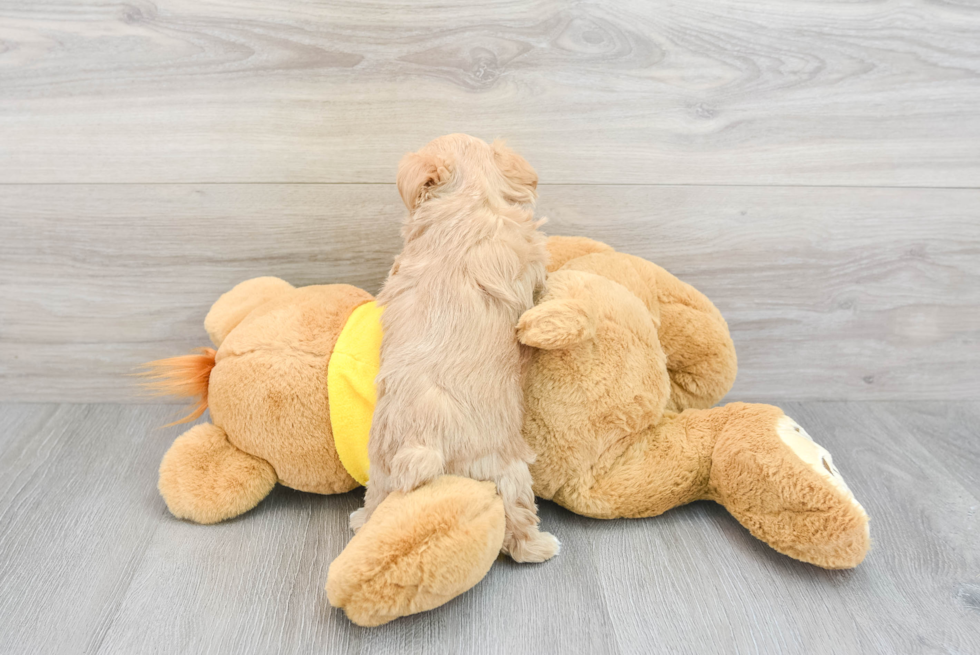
left=506, top=530, right=561, bottom=563
left=349, top=507, right=367, bottom=533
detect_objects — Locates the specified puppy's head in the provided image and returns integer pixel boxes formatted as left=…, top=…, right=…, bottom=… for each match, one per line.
left=396, top=134, right=538, bottom=212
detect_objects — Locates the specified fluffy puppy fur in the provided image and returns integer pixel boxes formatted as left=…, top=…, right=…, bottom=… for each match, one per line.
left=350, top=134, right=558, bottom=563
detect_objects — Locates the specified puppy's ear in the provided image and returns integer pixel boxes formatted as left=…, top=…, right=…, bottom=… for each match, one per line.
left=397, top=151, right=450, bottom=210
left=492, top=139, right=538, bottom=204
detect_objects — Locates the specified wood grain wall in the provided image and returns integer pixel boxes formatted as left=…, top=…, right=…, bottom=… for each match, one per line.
left=3, top=184, right=977, bottom=402
left=1, top=0, right=978, bottom=402
left=2, top=0, right=979, bottom=185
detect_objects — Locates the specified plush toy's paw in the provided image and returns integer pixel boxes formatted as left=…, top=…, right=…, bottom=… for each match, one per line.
left=159, top=423, right=277, bottom=524
left=711, top=404, right=871, bottom=570
left=773, top=414, right=870, bottom=569
left=506, top=529, right=560, bottom=563
left=775, top=415, right=870, bottom=526
left=327, top=476, right=505, bottom=627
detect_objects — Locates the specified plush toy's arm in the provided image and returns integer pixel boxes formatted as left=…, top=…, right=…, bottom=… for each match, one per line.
left=558, top=249, right=737, bottom=412
left=204, top=277, right=294, bottom=347
left=648, top=263, right=738, bottom=411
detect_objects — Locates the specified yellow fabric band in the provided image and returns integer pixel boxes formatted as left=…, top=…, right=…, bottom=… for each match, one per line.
left=327, top=300, right=383, bottom=486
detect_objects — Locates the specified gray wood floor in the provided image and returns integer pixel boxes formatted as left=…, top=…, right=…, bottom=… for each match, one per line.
left=0, top=401, right=977, bottom=655
left=2, top=0, right=979, bottom=652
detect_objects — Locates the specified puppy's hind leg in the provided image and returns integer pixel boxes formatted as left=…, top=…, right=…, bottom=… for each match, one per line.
left=388, top=443, right=445, bottom=492
left=496, top=460, right=560, bottom=563
left=350, top=476, right=389, bottom=532
left=349, top=445, right=444, bottom=532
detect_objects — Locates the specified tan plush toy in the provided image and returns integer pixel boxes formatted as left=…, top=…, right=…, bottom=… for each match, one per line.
left=145, top=236, right=870, bottom=627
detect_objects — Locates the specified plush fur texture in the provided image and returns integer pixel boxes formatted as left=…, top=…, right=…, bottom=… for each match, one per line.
left=355, top=134, right=557, bottom=563
left=147, top=235, right=869, bottom=627
left=542, top=235, right=615, bottom=272
left=327, top=475, right=505, bottom=627
left=519, top=243, right=868, bottom=567
left=558, top=251, right=737, bottom=410
left=159, top=423, right=277, bottom=524
left=154, top=282, right=371, bottom=523
left=208, top=284, right=370, bottom=495
left=329, top=238, right=869, bottom=624
left=205, top=276, right=296, bottom=347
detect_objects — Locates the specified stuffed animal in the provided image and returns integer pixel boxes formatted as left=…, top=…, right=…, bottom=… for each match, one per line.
left=144, top=236, right=870, bottom=627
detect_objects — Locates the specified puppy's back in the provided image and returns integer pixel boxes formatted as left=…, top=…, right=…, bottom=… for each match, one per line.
left=371, top=203, right=546, bottom=469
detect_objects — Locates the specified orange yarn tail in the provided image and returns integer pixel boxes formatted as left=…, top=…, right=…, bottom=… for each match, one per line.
left=138, top=347, right=216, bottom=427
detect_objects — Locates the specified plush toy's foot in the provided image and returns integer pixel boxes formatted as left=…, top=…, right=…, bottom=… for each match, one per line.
left=327, top=476, right=505, bottom=627
left=159, top=423, right=277, bottom=524
left=710, top=404, right=870, bottom=569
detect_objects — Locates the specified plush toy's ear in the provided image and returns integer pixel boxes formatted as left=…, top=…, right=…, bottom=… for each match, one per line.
left=492, top=139, right=538, bottom=204
left=517, top=297, right=595, bottom=350
left=396, top=151, right=450, bottom=210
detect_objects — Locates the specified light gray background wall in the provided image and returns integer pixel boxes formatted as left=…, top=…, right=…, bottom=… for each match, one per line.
left=1, top=0, right=978, bottom=403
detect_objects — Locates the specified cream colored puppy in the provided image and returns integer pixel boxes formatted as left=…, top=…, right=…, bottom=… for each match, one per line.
left=350, top=134, right=559, bottom=563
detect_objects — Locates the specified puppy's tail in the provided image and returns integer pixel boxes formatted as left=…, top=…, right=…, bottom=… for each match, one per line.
left=137, top=347, right=216, bottom=426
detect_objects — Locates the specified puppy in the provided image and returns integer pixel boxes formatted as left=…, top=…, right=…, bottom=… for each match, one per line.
left=350, top=134, right=559, bottom=563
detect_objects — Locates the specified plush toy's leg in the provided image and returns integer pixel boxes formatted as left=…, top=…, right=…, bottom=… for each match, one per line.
left=657, top=300, right=737, bottom=411
left=204, top=276, right=295, bottom=347
left=327, top=476, right=505, bottom=627
left=158, top=423, right=277, bottom=524
left=708, top=404, right=870, bottom=569
left=554, top=249, right=737, bottom=411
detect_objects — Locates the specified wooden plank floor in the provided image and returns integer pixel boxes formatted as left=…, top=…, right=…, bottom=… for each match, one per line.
left=0, top=401, right=977, bottom=654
